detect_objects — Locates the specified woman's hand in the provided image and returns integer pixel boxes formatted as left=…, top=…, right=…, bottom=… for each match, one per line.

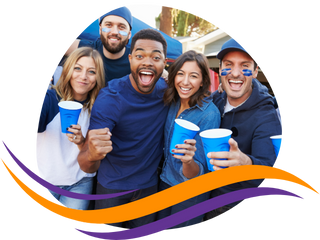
left=66, top=124, right=85, bottom=148
left=172, top=139, right=197, bottom=164
left=172, top=139, right=200, bottom=179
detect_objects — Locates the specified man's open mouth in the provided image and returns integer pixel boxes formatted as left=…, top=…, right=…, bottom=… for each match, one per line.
left=139, top=71, right=155, bottom=86
left=228, top=79, right=243, bottom=90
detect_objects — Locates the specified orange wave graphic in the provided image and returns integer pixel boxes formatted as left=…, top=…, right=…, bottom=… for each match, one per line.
left=2, top=159, right=318, bottom=224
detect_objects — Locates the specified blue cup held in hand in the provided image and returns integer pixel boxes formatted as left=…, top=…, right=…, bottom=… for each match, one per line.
left=170, top=119, right=200, bottom=156
left=58, top=101, right=83, bottom=134
left=200, top=128, right=232, bottom=171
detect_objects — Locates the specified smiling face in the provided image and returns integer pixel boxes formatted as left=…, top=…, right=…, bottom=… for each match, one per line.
left=128, top=39, right=167, bottom=94
left=174, top=61, right=203, bottom=106
left=99, top=15, right=131, bottom=55
left=70, top=56, right=97, bottom=101
left=220, top=51, right=258, bottom=106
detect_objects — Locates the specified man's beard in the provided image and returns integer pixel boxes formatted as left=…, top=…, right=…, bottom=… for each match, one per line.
left=100, top=34, right=129, bottom=54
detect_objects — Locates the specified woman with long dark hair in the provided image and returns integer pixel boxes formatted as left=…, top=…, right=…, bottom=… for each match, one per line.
left=158, top=50, right=221, bottom=227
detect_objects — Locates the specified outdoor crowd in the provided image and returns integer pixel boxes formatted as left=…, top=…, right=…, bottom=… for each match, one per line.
left=37, top=7, right=282, bottom=229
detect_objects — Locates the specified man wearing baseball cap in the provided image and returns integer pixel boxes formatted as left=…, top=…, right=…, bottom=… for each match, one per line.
left=205, top=38, right=282, bottom=218
left=65, top=6, right=133, bottom=83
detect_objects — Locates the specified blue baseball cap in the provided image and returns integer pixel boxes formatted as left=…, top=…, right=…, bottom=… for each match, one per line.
left=217, top=38, right=249, bottom=60
left=99, top=6, right=133, bottom=30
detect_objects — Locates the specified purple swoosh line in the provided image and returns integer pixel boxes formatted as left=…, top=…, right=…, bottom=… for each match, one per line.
left=3, top=142, right=137, bottom=200
left=77, top=187, right=302, bottom=240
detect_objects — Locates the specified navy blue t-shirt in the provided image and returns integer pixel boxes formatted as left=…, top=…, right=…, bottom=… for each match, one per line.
left=89, top=75, right=169, bottom=190
left=79, top=38, right=131, bottom=84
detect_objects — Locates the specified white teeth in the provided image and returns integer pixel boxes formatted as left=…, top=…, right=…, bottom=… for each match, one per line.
left=141, top=72, right=153, bottom=75
left=180, top=87, right=191, bottom=91
left=229, top=80, right=243, bottom=84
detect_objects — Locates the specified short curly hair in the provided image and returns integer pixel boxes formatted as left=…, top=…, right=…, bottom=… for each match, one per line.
left=130, top=29, right=167, bottom=58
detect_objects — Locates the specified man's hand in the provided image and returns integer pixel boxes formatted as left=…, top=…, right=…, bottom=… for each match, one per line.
left=162, top=69, right=168, bottom=82
left=78, top=128, right=112, bottom=173
left=218, top=83, right=224, bottom=93
left=207, top=138, right=252, bottom=171
left=87, top=128, right=113, bottom=162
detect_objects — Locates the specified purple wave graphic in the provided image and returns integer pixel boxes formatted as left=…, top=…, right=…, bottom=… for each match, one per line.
left=77, top=187, right=301, bottom=240
left=3, top=142, right=136, bottom=200
left=0, top=138, right=307, bottom=239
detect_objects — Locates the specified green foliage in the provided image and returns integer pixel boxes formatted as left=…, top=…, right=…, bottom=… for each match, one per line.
left=173, top=10, right=217, bottom=37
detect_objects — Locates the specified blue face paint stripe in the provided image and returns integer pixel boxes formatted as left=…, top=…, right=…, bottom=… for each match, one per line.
left=242, top=69, right=253, bottom=76
left=102, top=27, right=111, bottom=33
left=102, top=27, right=128, bottom=36
left=221, top=68, right=253, bottom=77
left=118, top=31, right=128, bottom=36
left=221, top=68, right=231, bottom=76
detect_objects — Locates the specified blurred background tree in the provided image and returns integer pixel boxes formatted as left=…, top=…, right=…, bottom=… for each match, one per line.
left=156, top=7, right=217, bottom=37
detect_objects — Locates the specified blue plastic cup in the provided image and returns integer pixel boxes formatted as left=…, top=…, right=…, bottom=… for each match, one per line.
left=270, top=135, right=282, bottom=157
left=200, top=128, right=232, bottom=171
left=58, top=101, right=83, bottom=134
left=170, top=119, right=200, bottom=156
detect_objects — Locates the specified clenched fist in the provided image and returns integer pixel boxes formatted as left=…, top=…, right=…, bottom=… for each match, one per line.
left=78, top=128, right=113, bottom=173
left=87, top=128, right=113, bottom=161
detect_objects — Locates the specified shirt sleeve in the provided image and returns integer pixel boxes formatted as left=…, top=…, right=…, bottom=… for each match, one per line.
left=247, top=107, right=282, bottom=166
left=89, top=88, right=121, bottom=132
left=38, top=90, right=59, bottom=133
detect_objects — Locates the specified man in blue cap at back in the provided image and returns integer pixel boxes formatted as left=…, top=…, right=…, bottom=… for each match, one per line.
left=65, top=6, right=133, bottom=83
left=204, top=38, right=282, bottom=219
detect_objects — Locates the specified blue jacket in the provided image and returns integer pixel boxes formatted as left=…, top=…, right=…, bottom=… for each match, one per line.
left=211, top=79, right=282, bottom=195
left=160, top=96, right=221, bottom=187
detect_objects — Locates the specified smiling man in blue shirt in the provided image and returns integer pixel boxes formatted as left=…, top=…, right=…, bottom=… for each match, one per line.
left=65, top=7, right=133, bottom=84
left=77, top=29, right=168, bottom=229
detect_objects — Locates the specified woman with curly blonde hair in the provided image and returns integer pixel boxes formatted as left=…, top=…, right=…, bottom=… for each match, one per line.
left=37, top=47, right=105, bottom=210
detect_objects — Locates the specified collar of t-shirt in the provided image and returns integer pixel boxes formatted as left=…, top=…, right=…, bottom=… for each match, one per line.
left=224, top=98, right=248, bottom=114
left=74, top=98, right=88, bottom=105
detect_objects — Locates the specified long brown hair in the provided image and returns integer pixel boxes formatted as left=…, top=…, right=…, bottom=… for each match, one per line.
left=54, top=47, right=105, bottom=113
left=163, top=50, right=211, bottom=107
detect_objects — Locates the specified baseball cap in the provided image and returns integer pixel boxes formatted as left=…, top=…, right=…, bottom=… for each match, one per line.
left=217, top=38, right=249, bottom=60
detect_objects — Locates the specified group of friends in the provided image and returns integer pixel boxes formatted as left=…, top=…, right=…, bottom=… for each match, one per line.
left=37, top=7, right=282, bottom=229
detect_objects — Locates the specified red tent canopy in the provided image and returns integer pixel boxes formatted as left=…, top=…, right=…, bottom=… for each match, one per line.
left=209, top=69, right=219, bottom=92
